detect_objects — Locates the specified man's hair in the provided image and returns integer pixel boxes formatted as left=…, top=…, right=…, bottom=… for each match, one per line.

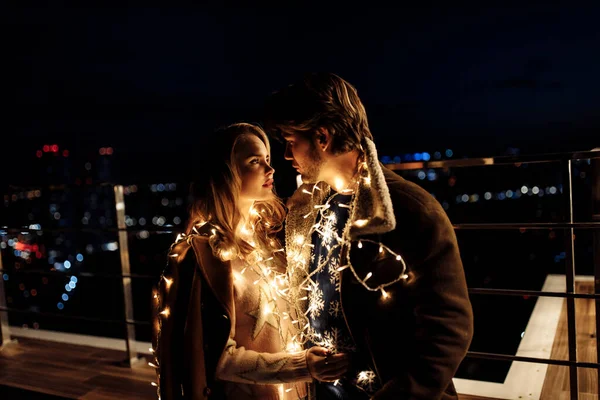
left=264, top=72, right=373, bottom=155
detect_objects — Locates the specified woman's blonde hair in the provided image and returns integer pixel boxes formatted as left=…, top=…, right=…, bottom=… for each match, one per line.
left=174, top=123, right=286, bottom=263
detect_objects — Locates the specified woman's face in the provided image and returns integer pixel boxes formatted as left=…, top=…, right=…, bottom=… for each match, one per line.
left=235, top=134, right=275, bottom=204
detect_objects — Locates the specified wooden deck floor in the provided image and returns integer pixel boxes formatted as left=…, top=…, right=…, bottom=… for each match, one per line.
left=0, top=280, right=597, bottom=399
left=0, top=337, right=156, bottom=399
left=539, top=280, right=598, bottom=400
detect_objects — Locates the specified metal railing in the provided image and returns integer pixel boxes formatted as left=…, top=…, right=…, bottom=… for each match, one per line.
left=389, top=149, right=600, bottom=399
left=0, top=149, right=599, bottom=399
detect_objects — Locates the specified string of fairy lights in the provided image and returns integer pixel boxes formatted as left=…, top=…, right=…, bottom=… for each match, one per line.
left=150, top=162, right=408, bottom=396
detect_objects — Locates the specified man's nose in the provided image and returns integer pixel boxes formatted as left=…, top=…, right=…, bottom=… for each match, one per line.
left=284, top=143, right=293, bottom=161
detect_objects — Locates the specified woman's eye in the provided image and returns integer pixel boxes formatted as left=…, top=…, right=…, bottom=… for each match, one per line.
left=250, top=159, right=259, bottom=164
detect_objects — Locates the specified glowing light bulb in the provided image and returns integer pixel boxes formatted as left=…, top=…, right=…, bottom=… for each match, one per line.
left=364, top=272, right=373, bottom=281
left=381, top=288, right=390, bottom=300
left=163, top=277, right=173, bottom=289
left=358, top=241, right=363, bottom=249
left=354, top=219, right=368, bottom=227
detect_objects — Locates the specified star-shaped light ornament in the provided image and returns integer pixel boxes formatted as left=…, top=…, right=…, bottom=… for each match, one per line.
left=247, top=287, right=279, bottom=340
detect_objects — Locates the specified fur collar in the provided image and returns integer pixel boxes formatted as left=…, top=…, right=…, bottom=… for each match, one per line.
left=285, top=137, right=396, bottom=244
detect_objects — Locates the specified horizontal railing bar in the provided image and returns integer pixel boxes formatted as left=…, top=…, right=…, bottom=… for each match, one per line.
left=454, top=222, right=600, bottom=230
left=468, top=288, right=599, bottom=299
left=0, top=306, right=151, bottom=326
left=386, top=150, right=600, bottom=171
left=2, top=267, right=596, bottom=298
left=0, top=268, right=157, bottom=280
left=2, top=222, right=599, bottom=236
left=466, top=350, right=600, bottom=369
left=0, top=227, right=181, bottom=234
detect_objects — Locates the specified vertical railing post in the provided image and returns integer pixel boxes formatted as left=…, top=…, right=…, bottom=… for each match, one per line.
left=114, top=185, right=140, bottom=367
left=563, top=159, right=579, bottom=400
left=590, top=154, right=600, bottom=375
left=0, top=248, right=12, bottom=347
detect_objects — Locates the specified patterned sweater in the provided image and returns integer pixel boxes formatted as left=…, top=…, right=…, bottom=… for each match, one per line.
left=215, top=258, right=311, bottom=400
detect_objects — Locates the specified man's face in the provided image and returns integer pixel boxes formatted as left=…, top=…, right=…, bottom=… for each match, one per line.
left=282, top=131, right=324, bottom=183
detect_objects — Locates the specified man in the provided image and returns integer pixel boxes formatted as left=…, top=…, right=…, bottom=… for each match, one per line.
left=264, top=73, right=474, bottom=399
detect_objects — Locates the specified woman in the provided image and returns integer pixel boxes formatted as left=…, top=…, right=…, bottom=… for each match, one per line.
left=152, top=123, right=349, bottom=400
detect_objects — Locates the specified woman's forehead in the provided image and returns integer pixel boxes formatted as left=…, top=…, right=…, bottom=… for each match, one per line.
left=236, top=134, right=268, bottom=157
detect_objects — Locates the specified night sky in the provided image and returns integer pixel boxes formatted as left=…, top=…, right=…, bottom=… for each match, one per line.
left=5, top=4, right=600, bottom=188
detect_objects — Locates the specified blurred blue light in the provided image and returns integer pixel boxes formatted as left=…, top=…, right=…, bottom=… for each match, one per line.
left=62, top=294, right=69, bottom=301
left=413, top=153, right=422, bottom=161
left=71, top=276, right=78, bottom=283
left=2, top=274, right=8, bottom=281
left=417, top=171, right=426, bottom=180
left=64, top=260, right=71, bottom=269
left=422, top=152, right=431, bottom=161
left=69, top=281, right=76, bottom=289
left=76, top=253, right=84, bottom=262
left=57, top=302, right=64, bottom=310
left=427, top=170, right=437, bottom=181
left=445, top=149, right=453, bottom=158
left=65, top=285, right=72, bottom=292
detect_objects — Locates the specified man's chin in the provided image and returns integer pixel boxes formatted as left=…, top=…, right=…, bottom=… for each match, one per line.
left=300, top=174, right=317, bottom=185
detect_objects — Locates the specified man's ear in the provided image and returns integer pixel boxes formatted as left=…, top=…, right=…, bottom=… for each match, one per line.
left=316, top=128, right=331, bottom=152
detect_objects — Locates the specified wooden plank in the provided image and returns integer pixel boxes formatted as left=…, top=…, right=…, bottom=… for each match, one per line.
left=0, top=337, right=155, bottom=399
left=540, top=281, right=598, bottom=399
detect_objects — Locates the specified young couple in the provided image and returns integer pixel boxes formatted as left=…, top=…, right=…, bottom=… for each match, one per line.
left=152, top=73, right=474, bottom=400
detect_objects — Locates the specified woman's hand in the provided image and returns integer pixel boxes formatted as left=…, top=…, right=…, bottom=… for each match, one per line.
left=306, top=346, right=350, bottom=382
